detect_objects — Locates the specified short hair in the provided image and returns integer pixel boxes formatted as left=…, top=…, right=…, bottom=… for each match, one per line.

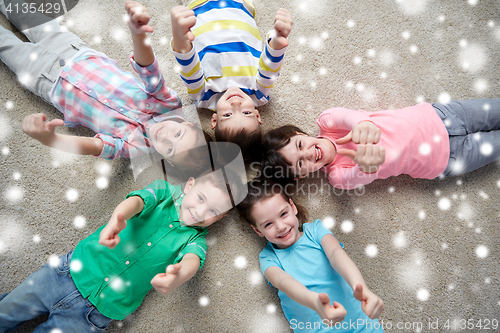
left=260, top=125, right=307, bottom=185
left=236, top=177, right=307, bottom=230
left=215, top=126, right=262, bottom=164
left=196, top=167, right=247, bottom=210
left=163, top=127, right=214, bottom=181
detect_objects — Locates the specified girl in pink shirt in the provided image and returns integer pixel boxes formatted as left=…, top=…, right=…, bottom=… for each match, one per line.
left=261, top=99, right=500, bottom=190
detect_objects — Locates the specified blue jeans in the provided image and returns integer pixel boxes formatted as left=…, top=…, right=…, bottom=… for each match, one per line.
left=432, top=99, right=500, bottom=176
left=0, top=251, right=112, bottom=333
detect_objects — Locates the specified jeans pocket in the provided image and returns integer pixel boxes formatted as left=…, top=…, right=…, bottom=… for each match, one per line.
left=86, top=304, right=112, bottom=331
left=55, top=251, right=73, bottom=275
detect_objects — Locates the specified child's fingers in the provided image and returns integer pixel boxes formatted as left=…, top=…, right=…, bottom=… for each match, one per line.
left=274, top=20, right=291, bottom=38
left=337, top=148, right=357, bottom=160
left=353, top=284, right=364, bottom=301
left=186, top=30, right=195, bottom=42
left=336, top=131, right=352, bottom=144
left=45, top=119, right=65, bottom=131
left=318, top=292, right=331, bottom=305
left=166, top=263, right=182, bottom=274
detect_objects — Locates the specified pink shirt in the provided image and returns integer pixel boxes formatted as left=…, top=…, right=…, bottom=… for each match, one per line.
left=318, top=103, right=450, bottom=189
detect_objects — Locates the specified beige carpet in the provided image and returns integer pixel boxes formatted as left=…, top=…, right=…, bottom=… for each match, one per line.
left=1, top=0, right=500, bottom=332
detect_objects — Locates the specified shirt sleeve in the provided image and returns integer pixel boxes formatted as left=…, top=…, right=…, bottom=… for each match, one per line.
left=129, top=55, right=183, bottom=113
left=174, top=232, right=208, bottom=269
left=317, top=108, right=373, bottom=135
left=171, top=41, right=207, bottom=104
left=255, top=31, right=288, bottom=101
left=94, top=133, right=130, bottom=159
left=125, top=180, right=175, bottom=217
left=259, top=243, right=281, bottom=286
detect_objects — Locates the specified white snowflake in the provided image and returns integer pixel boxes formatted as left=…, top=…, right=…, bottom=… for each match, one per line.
left=5, top=186, right=23, bottom=203
left=234, top=255, right=247, bottom=269
left=365, top=244, right=378, bottom=257
left=340, top=220, right=353, bottom=233
left=346, top=20, right=356, bottom=28
left=419, top=143, right=431, bottom=156
left=322, top=216, right=335, bottom=229
left=480, top=143, right=493, bottom=156
left=266, top=304, right=277, bottom=314
left=438, top=92, right=451, bottom=104
left=199, top=296, right=210, bottom=306
left=459, top=43, right=487, bottom=73
left=416, top=288, right=429, bottom=301
left=393, top=231, right=407, bottom=248
left=49, top=254, right=60, bottom=268
left=475, top=245, right=489, bottom=258
left=249, top=271, right=263, bottom=285
left=96, top=177, right=109, bottom=189
left=396, top=0, right=428, bottom=15
left=70, top=259, right=83, bottom=272
left=74, top=216, right=86, bottom=229
left=33, top=234, right=41, bottom=243
left=438, top=197, right=451, bottom=210
left=474, top=79, right=488, bottom=94
left=66, top=188, right=79, bottom=203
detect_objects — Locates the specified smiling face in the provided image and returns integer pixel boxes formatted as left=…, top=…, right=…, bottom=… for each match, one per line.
left=250, top=194, right=302, bottom=249
left=149, top=121, right=203, bottom=164
left=278, top=134, right=336, bottom=178
left=179, top=177, right=232, bottom=227
left=212, top=87, right=261, bottom=133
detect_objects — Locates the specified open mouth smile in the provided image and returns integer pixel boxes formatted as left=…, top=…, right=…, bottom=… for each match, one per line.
left=277, top=228, right=291, bottom=239
left=315, top=146, right=322, bottom=162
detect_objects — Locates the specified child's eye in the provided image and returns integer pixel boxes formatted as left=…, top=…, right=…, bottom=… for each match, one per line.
left=175, top=130, right=181, bottom=137
left=281, top=211, right=288, bottom=217
left=298, top=141, right=302, bottom=149
left=298, top=160, right=303, bottom=168
left=223, top=113, right=232, bottom=118
left=168, top=146, right=173, bottom=154
left=210, top=209, right=217, bottom=216
left=264, top=222, right=272, bottom=228
left=243, top=111, right=251, bottom=115
left=198, top=195, right=204, bottom=202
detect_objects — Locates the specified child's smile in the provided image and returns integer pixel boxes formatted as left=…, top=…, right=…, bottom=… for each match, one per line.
left=279, top=134, right=336, bottom=178
left=250, top=194, right=303, bottom=249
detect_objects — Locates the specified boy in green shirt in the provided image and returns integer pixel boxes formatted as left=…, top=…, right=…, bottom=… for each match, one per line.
left=0, top=169, right=245, bottom=331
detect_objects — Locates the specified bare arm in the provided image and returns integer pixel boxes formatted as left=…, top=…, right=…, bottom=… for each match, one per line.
left=125, top=1, right=154, bottom=67
left=150, top=253, right=201, bottom=295
left=22, top=113, right=103, bottom=156
left=99, top=196, right=145, bottom=249
left=265, top=266, right=347, bottom=324
left=321, top=234, right=384, bottom=319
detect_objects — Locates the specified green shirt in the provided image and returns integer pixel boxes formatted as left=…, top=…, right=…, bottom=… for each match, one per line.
left=70, top=180, right=208, bottom=320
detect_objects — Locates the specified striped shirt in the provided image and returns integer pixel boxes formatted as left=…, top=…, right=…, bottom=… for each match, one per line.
left=172, top=0, right=287, bottom=110
left=49, top=48, right=183, bottom=159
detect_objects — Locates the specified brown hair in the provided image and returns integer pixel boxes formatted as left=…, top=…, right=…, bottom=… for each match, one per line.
left=215, top=126, right=262, bottom=164
left=237, top=177, right=308, bottom=231
left=260, top=125, right=308, bottom=185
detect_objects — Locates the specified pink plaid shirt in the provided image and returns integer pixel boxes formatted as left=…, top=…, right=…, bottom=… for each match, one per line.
left=50, top=50, right=183, bottom=159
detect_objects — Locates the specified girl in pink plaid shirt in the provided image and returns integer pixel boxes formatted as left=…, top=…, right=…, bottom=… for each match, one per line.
left=0, top=1, right=211, bottom=177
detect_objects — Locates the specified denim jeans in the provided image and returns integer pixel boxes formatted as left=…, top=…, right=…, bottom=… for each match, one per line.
left=0, top=251, right=112, bottom=333
left=432, top=99, right=500, bottom=176
left=0, top=0, right=87, bottom=102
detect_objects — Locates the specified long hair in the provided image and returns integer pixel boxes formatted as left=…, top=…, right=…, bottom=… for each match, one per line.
left=237, top=177, right=308, bottom=231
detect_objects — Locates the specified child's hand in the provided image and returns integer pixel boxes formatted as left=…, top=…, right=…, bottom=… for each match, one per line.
left=22, top=113, right=64, bottom=145
left=313, top=293, right=347, bottom=325
left=270, top=8, right=293, bottom=50
left=99, top=213, right=127, bottom=249
left=151, top=263, right=182, bottom=295
left=336, top=121, right=381, bottom=145
left=171, top=6, right=196, bottom=46
left=125, top=1, right=153, bottom=35
left=337, top=143, right=385, bottom=174
left=353, top=284, right=384, bottom=319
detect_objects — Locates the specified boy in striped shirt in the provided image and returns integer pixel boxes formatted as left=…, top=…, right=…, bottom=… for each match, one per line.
left=170, top=0, right=292, bottom=162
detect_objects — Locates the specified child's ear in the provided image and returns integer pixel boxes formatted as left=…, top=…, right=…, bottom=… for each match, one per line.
left=255, top=109, right=262, bottom=124
left=289, top=198, right=298, bottom=216
left=211, top=113, right=217, bottom=130
left=251, top=224, right=264, bottom=237
left=183, top=177, right=196, bottom=194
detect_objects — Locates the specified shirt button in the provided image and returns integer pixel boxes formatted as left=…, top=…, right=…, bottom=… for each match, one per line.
left=175, top=202, right=179, bottom=207
left=120, top=108, right=124, bottom=112
left=125, top=260, right=130, bottom=265
left=103, top=99, right=107, bottom=103
left=105, top=277, right=109, bottom=282
left=135, top=115, right=140, bottom=120
left=88, top=89, right=92, bottom=93
left=147, top=242, right=152, bottom=246
left=59, top=59, right=65, bottom=66
left=169, top=224, right=173, bottom=228
left=146, top=103, right=150, bottom=108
